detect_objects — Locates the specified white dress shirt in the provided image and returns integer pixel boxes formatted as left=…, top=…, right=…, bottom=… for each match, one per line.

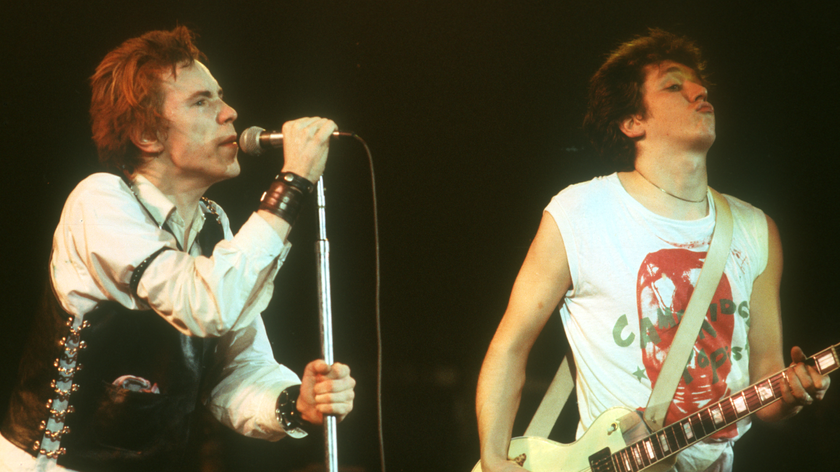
left=0, top=172, right=304, bottom=471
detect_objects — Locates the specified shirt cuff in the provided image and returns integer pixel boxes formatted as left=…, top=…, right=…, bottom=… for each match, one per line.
left=262, top=382, right=307, bottom=439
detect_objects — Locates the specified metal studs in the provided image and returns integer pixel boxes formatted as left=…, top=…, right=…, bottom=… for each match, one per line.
left=41, top=448, right=67, bottom=459
left=44, top=426, right=71, bottom=441
left=48, top=405, right=74, bottom=421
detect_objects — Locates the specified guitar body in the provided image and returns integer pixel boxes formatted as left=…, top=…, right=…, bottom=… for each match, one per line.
left=472, top=407, right=676, bottom=472
left=473, top=343, right=838, bottom=472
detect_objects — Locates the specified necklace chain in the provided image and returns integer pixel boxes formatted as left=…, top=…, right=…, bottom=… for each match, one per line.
left=635, top=170, right=707, bottom=204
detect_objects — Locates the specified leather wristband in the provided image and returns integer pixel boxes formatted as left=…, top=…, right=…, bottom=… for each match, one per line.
left=259, top=180, right=305, bottom=224
left=277, top=172, right=315, bottom=194
left=275, top=385, right=306, bottom=432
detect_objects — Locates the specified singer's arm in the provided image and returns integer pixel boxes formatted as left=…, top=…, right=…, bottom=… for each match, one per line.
left=256, top=117, right=337, bottom=237
left=204, top=314, right=304, bottom=440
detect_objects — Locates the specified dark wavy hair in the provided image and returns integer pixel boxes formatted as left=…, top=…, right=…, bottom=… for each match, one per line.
left=89, top=26, right=204, bottom=172
left=582, top=28, right=708, bottom=171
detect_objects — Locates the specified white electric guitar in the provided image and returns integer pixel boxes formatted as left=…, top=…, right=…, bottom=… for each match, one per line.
left=473, top=342, right=838, bottom=472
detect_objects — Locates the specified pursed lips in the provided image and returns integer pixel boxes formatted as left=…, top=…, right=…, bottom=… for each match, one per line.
left=696, top=102, right=714, bottom=114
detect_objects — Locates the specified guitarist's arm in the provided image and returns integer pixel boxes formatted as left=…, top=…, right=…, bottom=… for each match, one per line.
left=748, top=215, right=831, bottom=423
left=476, top=212, right=572, bottom=472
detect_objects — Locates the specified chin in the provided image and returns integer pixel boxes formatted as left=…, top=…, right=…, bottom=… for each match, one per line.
left=705, top=130, right=717, bottom=147
left=225, top=161, right=241, bottom=179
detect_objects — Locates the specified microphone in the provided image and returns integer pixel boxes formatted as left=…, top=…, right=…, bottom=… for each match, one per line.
left=239, top=126, right=354, bottom=156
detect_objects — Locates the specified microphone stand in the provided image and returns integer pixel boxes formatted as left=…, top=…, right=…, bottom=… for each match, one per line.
left=314, top=177, right=339, bottom=472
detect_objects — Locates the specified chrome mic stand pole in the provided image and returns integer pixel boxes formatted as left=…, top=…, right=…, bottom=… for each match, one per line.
left=314, top=177, right=339, bottom=472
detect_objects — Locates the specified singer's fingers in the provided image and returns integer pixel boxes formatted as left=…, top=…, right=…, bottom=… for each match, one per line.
left=324, top=362, right=351, bottom=380
left=282, top=117, right=336, bottom=139
left=279, top=117, right=336, bottom=182
left=297, top=359, right=356, bottom=424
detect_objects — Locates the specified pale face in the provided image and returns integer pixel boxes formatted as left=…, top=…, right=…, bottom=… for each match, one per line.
left=634, top=60, right=716, bottom=153
left=156, top=61, right=240, bottom=188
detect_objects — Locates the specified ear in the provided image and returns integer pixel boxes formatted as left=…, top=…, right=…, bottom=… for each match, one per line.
left=130, top=128, right=164, bottom=154
left=619, top=114, right=645, bottom=139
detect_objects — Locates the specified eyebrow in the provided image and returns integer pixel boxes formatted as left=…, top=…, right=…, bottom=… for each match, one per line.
left=660, top=66, right=698, bottom=82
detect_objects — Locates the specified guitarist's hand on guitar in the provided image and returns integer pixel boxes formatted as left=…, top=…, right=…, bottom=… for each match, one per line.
left=480, top=457, right=529, bottom=472
left=296, top=359, right=356, bottom=424
left=781, top=346, right=831, bottom=407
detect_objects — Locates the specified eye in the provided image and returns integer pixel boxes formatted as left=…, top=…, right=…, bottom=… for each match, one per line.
left=666, top=83, right=682, bottom=91
left=195, top=99, right=206, bottom=106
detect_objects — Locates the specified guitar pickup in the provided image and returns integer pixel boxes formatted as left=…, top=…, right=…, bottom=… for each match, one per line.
left=589, top=447, right=616, bottom=472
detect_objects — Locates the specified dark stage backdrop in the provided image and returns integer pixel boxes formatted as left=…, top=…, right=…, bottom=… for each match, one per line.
left=2, top=1, right=838, bottom=471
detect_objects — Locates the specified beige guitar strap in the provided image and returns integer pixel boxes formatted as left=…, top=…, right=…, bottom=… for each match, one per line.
left=523, top=355, right=575, bottom=437
left=525, top=189, right=733, bottom=438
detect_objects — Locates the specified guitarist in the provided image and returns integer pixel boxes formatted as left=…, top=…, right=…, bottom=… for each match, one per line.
left=476, top=29, right=830, bottom=472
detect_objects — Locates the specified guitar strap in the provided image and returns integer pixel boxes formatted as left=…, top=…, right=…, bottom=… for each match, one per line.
left=524, top=189, right=733, bottom=438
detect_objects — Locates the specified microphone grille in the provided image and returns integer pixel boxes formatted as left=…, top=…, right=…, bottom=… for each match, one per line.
left=239, top=126, right=265, bottom=156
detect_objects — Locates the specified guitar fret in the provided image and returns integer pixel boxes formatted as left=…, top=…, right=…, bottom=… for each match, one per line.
left=718, top=400, right=736, bottom=424
left=631, top=445, right=644, bottom=469
left=482, top=346, right=840, bottom=472
left=673, top=422, right=688, bottom=449
left=815, top=348, right=838, bottom=374
left=710, top=404, right=725, bottom=428
left=771, top=375, right=784, bottom=399
left=624, top=449, right=635, bottom=472
left=698, top=409, right=715, bottom=434
left=721, top=397, right=737, bottom=422
left=688, top=415, right=705, bottom=440
left=756, top=380, right=774, bottom=404
left=731, top=392, right=749, bottom=416
left=745, top=385, right=762, bottom=411
left=655, top=431, right=669, bottom=457
left=611, top=453, right=624, bottom=472
left=665, top=426, right=680, bottom=452
left=620, top=449, right=634, bottom=472
left=681, top=420, right=696, bottom=444
left=643, top=438, right=657, bottom=462
left=598, top=343, right=839, bottom=472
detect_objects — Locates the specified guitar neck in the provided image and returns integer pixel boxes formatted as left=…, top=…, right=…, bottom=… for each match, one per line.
left=602, top=343, right=839, bottom=472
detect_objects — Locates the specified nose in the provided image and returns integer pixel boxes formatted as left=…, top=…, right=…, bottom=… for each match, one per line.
left=219, top=101, right=238, bottom=124
left=687, top=81, right=708, bottom=103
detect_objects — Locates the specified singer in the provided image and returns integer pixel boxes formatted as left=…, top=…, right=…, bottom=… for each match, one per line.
left=0, top=26, right=355, bottom=472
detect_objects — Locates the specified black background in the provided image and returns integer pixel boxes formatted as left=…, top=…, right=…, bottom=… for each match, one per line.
left=1, top=1, right=839, bottom=471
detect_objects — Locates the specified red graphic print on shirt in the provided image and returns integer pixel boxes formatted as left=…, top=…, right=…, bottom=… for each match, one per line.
left=637, top=248, right=737, bottom=439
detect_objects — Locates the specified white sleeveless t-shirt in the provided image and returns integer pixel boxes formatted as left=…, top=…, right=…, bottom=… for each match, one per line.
left=545, top=173, right=768, bottom=466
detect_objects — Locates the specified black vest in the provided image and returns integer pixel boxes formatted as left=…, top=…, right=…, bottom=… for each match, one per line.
left=1, top=198, right=225, bottom=471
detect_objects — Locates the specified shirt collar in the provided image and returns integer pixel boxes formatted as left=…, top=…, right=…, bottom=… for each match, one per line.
left=129, top=174, right=207, bottom=250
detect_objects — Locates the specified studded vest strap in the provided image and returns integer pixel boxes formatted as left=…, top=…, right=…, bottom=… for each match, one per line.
left=1, top=278, right=78, bottom=457
left=1, top=185, right=226, bottom=469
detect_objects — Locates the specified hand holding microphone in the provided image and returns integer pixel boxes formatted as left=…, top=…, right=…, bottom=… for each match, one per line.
left=240, top=117, right=351, bottom=183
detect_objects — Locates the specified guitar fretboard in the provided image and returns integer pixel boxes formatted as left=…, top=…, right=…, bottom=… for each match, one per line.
left=604, top=344, right=839, bottom=472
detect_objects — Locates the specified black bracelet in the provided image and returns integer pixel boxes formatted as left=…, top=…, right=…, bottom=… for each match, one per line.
left=277, top=172, right=315, bottom=194
left=275, top=385, right=305, bottom=431
left=259, top=180, right=305, bottom=224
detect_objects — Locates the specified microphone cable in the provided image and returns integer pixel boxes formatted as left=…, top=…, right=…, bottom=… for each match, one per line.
left=351, top=133, right=386, bottom=472
left=335, top=133, right=385, bottom=472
